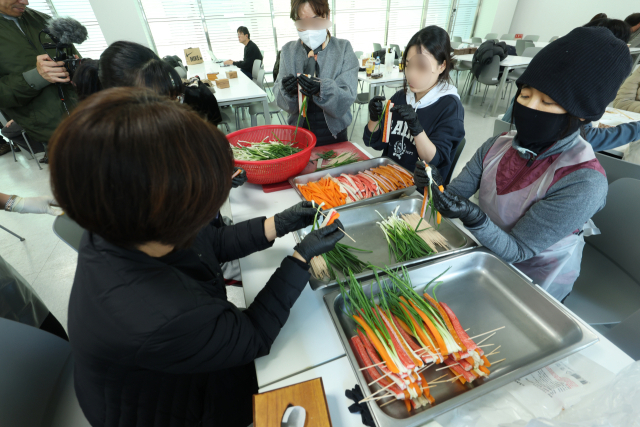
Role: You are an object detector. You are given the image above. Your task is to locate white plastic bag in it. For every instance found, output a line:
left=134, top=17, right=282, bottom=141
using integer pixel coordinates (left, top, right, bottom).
left=502, top=361, right=640, bottom=427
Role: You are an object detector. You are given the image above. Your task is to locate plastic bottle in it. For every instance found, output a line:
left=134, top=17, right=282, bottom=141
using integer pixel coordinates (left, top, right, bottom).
left=375, top=56, right=381, bottom=75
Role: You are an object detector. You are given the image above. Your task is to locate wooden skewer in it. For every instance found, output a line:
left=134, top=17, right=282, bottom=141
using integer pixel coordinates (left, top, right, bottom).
left=363, top=393, right=395, bottom=403
left=436, top=363, right=458, bottom=371
left=359, top=382, right=395, bottom=403
left=431, top=374, right=449, bottom=383
left=312, top=203, right=356, bottom=243
left=476, top=332, right=496, bottom=346
left=359, top=361, right=386, bottom=370
left=469, top=326, right=505, bottom=340
left=368, top=371, right=392, bottom=386
left=417, top=362, right=435, bottom=373
left=431, top=374, right=462, bottom=384
left=379, top=398, right=397, bottom=408
left=478, top=344, right=494, bottom=348
left=465, top=328, right=470, bottom=332
left=490, top=358, right=506, bottom=365
left=486, top=345, right=501, bottom=356
left=614, top=108, right=634, bottom=120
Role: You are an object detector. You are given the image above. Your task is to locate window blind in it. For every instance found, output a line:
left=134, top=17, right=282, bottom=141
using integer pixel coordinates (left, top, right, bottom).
left=334, top=0, right=386, bottom=54
left=25, top=1, right=52, bottom=15
left=139, top=0, right=212, bottom=62
left=449, top=0, right=479, bottom=40
left=423, top=0, right=453, bottom=31
left=387, top=0, right=424, bottom=51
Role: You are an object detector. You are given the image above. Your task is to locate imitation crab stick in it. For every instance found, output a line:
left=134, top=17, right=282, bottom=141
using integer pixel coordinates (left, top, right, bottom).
left=357, top=330, right=406, bottom=390
left=353, top=315, right=401, bottom=374
left=389, top=313, right=424, bottom=368
left=350, top=335, right=404, bottom=399
left=375, top=307, right=416, bottom=370
left=398, top=302, right=440, bottom=362
left=440, top=302, right=484, bottom=357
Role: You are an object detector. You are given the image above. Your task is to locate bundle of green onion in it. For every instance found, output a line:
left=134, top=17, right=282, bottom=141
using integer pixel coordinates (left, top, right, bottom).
left=322, top=244, right=372, bottom=280
left=315, top=151, right=360, bottom=171
left=232, top=138, right=302, bottom=161
left=376, top=206, right=435, bottom=263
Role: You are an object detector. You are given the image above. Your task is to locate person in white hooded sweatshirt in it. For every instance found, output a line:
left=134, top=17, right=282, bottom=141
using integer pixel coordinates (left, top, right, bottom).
left=364, top=26, right=465, bottom=179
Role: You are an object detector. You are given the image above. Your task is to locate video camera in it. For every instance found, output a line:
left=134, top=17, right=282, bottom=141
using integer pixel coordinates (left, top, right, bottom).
left=39, top=17, right=89, bottom=80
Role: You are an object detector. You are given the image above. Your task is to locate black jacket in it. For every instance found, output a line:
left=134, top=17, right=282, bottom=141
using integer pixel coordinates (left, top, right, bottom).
left=233, top=40, right=263, bottom=76
left=68, top=217, right=310, bottom=427
left=471, top=40, right=508, bottom=78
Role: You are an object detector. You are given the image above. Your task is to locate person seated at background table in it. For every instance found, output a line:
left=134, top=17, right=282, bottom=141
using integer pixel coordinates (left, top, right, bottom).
left=50, top=87, right=344, bottom=427
left=0, top=192, right=67, bottom=341
left=417, top=27, right=632, bottom=303
left=625, top=13, right=640, bottom=47
left=364, top=26, right=464, bottom=178
left=614, top=65, right=640, bottom=113
left=223, top=26, right=263, bottom=80
left=499, top=18, right=636, bottom=154
left=274, top=0, right=358, bottom=146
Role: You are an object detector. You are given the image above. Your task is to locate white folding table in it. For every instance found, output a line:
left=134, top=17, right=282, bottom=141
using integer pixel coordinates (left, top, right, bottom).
left=188, top=62, right=271, bottom=125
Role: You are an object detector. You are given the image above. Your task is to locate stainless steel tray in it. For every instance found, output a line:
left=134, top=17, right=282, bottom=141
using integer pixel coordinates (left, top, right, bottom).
left=324, top=249, right=599, bottom=427
left=288, top=157, right=416, bottom=210
left=294, top=195, right=477, bottom=291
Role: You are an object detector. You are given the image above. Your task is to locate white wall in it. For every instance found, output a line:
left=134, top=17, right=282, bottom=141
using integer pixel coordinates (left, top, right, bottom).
left=473, top=0, right=519, bottom=38
left=509, top=0, right=638, bottom=42
left=88, top=0, right=154, bottom=51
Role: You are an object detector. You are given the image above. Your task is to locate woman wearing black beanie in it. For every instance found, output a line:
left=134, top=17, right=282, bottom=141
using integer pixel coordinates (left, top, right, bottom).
left=415, top=27, right=632, bottom=301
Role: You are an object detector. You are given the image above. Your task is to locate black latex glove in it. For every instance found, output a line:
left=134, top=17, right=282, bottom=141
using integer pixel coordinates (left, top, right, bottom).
left=298, top=74, right=321, bottom=97
left=368, top=95, right=386, bottom=122
left=391, top=104, right=424, bottom=137
left=294, top=221, right=345, bottom=262
left=431, top=183, right=487, bottom=228
left=345, top=384, right=375, bottom=427
left=231, top=167, right=247, bottom=188
left=414, top=160, right=444, bottom=194
left=273, top=201, right=318, bottom=237
left=282, top=74, right=298, bottom=97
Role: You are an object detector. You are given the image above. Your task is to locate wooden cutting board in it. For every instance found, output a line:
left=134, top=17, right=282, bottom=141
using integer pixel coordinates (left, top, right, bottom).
left=261, top=141, right=370, bottom=193
left=253, top=377, right=333, bottom=427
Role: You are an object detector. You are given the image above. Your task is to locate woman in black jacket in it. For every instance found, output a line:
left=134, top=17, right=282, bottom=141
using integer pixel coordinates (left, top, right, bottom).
left=48, top=87, right=344, bottom=427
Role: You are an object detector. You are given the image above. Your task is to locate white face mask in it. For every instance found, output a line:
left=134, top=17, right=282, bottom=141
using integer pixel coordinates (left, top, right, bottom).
left=298, top=29, right=326, bottom=50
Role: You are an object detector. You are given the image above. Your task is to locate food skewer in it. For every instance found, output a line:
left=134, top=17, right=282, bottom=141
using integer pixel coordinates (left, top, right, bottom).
left=469, top=326, right=505, bottom=340
left=311, top=202, right=356, bottom=242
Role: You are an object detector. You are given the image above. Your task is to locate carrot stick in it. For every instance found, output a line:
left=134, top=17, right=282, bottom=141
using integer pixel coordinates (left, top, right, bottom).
left=479, top=365, right=491, bottom=376
left=404, top=297, right=449, bottom=357
left=353, top=315, right=401, bottom=374
left=423, top=293, right=467, bottom=355
left=398, top=302, right=438, bottom=357
left=325, top=211, right=340, bottom=227
left=404, top=397, right=412, bottom=413
left=481, top=355, right=491, bottom=367
left=437, top=185, right=444, bottom=224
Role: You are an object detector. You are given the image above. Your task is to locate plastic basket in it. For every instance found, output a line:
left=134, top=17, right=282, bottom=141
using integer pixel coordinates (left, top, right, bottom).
left=227, top=125, right=317, bottom=185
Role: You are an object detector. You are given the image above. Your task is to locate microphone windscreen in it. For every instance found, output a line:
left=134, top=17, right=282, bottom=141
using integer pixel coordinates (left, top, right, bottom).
left=46, top=17, right=88, bottom=45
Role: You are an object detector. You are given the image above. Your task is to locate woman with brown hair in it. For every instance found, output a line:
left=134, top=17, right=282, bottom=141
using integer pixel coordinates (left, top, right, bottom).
left=49, top=87, right=344, bottom=427
left=274, top=0, right=359, bottom=146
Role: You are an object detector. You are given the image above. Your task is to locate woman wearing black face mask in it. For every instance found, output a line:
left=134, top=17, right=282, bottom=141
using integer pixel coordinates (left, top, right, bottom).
left=414, top=27, right=632, bottom=302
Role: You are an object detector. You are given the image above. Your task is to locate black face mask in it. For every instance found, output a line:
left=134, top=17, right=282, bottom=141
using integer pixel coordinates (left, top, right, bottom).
left=513, top=101, right=581, bottom=154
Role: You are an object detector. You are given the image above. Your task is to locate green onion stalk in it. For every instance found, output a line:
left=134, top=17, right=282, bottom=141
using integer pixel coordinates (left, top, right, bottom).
left=231, top=141, right=302, bottom=161
left=376, top=206, right=435, bottom=263
left=293, top=95, right=311, bottom=141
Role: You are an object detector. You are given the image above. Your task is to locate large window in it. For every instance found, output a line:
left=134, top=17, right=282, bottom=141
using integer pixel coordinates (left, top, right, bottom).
left=139, top=0, right=482, bottom=72
left=26, top=0, right=108, bottom=59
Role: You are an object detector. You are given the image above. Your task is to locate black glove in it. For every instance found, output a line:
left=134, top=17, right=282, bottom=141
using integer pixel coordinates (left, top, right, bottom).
left=368, top=95, right=386, bottom=122
left=294, top=221, right=345, bottom=262
left=390, top=104, right=424, bottom=137
left=431, top=183, right=487, bottom=228
left=345, top=384, right=375, bottom=427
left=273, top=201, right=318, bottom=237
left=414, top=161, right=444, bottom=194
left=282, top=74, right=298, bottom=97
left=231, top=167, right=247, bottom=188
left=298, top=74, right=321, bottom=97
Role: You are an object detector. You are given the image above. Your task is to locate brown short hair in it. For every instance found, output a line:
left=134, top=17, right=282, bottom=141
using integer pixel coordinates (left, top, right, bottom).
left=49, top=87, right=234, bottom=250
left=290, top=0, right=330, bottom=21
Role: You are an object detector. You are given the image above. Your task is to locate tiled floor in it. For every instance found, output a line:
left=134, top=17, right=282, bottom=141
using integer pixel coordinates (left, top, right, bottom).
left=0, top=78, right=509, bottom=330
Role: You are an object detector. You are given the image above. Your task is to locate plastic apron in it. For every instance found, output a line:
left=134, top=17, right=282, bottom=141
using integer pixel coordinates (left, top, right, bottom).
left=479, top=131, right=598, bottom=301
left=0, top=254, right=49, bottom=326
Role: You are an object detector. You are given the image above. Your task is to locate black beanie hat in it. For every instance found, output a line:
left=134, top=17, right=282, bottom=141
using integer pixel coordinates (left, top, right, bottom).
left=517, top=27, right=632, bottom=121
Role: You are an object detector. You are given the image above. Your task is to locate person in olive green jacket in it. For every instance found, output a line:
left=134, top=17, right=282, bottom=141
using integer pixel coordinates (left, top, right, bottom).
left=613, top=66, right=640, bottom=114
left=0, top=2, right=80, bottom=162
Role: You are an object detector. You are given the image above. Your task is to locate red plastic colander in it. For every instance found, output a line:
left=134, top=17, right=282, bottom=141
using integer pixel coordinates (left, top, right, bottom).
left=227, top=125, right=317, bottom=185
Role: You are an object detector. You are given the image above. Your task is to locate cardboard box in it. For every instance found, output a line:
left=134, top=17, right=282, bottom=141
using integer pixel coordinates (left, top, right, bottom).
left=215, top=79, right=230, bottom=89
left=183, top=47, right=203, bottom=65
left=225, top=71, right=238, bottom=79
left=206, top=73, right=218, bottom=81
left=362, top=58, right=368, bottom=66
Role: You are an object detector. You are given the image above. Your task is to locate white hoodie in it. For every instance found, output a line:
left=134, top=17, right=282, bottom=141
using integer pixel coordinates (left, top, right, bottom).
left=406, top=82, right=460, bottom=110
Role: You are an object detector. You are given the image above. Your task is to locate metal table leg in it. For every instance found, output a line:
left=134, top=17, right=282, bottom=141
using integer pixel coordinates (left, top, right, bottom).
left=490, top=66, right=513, bottom=117
left=262, top=97, right=271, bottom=125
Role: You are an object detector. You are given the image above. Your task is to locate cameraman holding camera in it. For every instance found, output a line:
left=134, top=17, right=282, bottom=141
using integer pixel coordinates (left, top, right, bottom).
left=0, top=1, right=79, bottom=163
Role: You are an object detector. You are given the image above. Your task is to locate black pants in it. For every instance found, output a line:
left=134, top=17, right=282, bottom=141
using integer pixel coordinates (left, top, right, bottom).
left=40, top=312, right=69, bottom=341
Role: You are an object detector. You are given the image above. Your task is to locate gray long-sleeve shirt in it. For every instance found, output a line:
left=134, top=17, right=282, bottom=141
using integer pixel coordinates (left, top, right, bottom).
left=274, top=37, right=359, bottom=137
left=447, top=131, right=608, bottom=264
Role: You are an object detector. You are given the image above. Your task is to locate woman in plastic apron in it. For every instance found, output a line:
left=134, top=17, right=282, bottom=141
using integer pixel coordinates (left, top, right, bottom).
left=415, top=27, right=633, bottom=301
left=274, top=0, right=358, bottom=146
left=1, top=192, right=68, bottom=339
